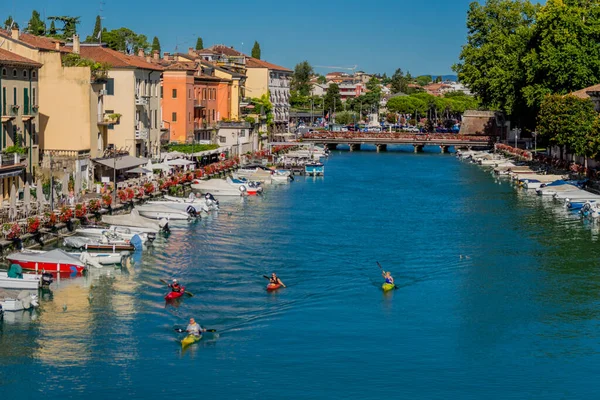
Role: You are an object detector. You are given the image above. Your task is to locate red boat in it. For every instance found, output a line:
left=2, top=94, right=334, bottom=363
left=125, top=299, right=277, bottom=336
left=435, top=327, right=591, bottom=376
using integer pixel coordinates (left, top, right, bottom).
left=6, top=249, right=86, bottom=275
left=266, top=283, right=282, bottom=291
left=165, top=286, right=185, bottom=300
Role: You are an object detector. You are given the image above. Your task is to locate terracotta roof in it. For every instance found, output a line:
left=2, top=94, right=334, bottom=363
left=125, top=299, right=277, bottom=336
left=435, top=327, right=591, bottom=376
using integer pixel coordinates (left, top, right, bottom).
left=208, top=45, right=244, bottom=57
left=0, top=48, right=42, bottom=67
left=194, top=74, right=230, bottom=82
left=79, top=46, right=163, bottom=71
left=0, top=29, right=70, bottom=52
left=246, top=57, right=291, bottom=72
left=164, top=61, right=197, bottom=71
left=571, top=84, right=600, bottom=99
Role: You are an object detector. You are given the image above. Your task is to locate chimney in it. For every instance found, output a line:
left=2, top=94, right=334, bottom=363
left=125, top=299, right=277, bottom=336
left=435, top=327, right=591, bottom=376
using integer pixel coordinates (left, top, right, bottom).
left=145, top=55, right=151, bottom=63
left=11, top=27, right=19, bottom=40
left=163, top=52, right=170, bottom=60
left=188, top=47, right=196, bottom=56
left=153, top=50, right=160, bottom=60
left=138, top=48, right=145, bottom=58
left=72, top=34, right=80, bottom=55
left=55, top=41, right=61, bottom=51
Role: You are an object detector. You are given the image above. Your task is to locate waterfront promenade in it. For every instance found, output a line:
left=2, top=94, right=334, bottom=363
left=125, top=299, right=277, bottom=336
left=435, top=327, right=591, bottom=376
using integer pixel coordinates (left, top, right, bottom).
left=301, top=132, right=492, bottom=152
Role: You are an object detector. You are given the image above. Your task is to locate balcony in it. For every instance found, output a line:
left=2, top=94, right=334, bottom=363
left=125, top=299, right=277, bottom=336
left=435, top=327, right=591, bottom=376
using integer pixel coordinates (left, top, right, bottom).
left=22, top=105, right=39, bottom=121
left=98, top=112, right=121, bottom=126
left=217, top=121, right=251, bottom=129
left=194, top=121, right=208, bottom=131
left=135, top=96, right=149, bottom=106
left=194, top=99, right=207, bottom=108
left=1, top=105, right=19, bottom=123
left=135, top=128, right=149, bottom=140
left=240, top=97, right=251, bottom=107
left=0, top=152, right=26, bottom=168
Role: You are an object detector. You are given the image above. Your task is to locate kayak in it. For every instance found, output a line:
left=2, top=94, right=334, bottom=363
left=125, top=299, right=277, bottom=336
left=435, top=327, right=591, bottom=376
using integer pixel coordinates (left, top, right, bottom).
left=165, top=286, right=186, bottom=300
left=382, top=283, right=395, bottom=292
left=266, top=283, right=282, bottom=291
left=181, top=334, right=202, bottom=348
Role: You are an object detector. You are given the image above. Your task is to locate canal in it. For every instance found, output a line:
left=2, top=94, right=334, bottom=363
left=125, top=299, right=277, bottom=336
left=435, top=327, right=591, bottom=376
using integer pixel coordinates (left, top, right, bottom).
left=1, top=146, right=599, bottom=399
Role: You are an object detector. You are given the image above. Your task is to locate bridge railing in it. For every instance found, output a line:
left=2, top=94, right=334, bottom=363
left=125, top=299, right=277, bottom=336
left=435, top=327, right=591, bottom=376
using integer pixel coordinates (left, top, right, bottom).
left=301, top=132, right=492, bottom=142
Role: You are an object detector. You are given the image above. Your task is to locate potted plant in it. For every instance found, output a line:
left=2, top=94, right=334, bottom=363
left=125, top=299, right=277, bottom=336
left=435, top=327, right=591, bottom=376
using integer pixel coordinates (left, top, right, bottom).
left=88, top=199, right=101, bottom=213
left=102, top=193, right=112, bottom=208
left=3, top=222, right=21, bottom=239
left=43, top=211, right=58, bottom=229
left=75, top=203, right=87, bottom=219
left=60, top=206, right=74, bottom=231
left=126, top=187, right=135, bottom=201
left=27, top=217, right=41, bottom=234
left=104, top=113, right=122, bottom=124
left=144, top=182, right=155, bottom=195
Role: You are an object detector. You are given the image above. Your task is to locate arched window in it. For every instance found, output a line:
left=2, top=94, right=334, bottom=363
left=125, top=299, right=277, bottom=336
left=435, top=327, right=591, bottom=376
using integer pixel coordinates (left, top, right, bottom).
left=23, top=70, right=28, bottom=78
left=13, top=69, right=17, bottom=77
left=32, top=71, right=36, bottom=78
left=1, top=68, right=6, bottom=76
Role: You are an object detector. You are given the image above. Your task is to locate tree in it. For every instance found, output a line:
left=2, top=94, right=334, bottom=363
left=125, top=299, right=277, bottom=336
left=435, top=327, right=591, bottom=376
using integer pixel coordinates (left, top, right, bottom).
left=435, top=76, right=443, bottom=83
left=316, top=75, right=327, bottom=84
left=335, top=111, right=357, bottom=125
left=4, top=16, right=18, bottom=30
left=48, top=20, right=57, bottom=36
left=195, top=37, right=204, bottom=50
left=390, top=68, right=408, bottom=94
left=102, top=27, right=150, bottom=54
left=323, top=83, right=343, bottom=118
left=292, top=61, right=314, bottom=96
left=415, top=75, right=432, bottom=87
left=251, top=41, right=261, bottom=59
left=85, top=15, right=102, bottom=42
left=26, top=11, right=46, bottom=36
left=152, top=36, right=161, bottom=54
left=536, top=94, right=599, bottom=158
left=47, top=16, right=81, bottom=39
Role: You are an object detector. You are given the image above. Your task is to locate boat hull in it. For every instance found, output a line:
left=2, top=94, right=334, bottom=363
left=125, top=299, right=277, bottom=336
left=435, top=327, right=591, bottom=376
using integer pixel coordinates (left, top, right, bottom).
left=266, top=283, right=282, bottom=291
left=6, top=259, right=85, bottom=274
left=165, top=286, right=186, bottom=300
left=0, top=272, right=40, bottom=290
left=382, top=283, right=395, bottom=292
left=181, top=334, right=202, bottom=348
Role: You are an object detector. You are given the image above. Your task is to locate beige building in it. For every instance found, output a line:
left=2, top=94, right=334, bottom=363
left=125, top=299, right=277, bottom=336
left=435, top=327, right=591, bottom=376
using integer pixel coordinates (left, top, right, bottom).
left=80, top=46, right=163, bottom=158
left=0, top=48, right=41, bottom=198
left=245, top=57, right=292, bottom=133
left=0, top=28, right=106, bottom=188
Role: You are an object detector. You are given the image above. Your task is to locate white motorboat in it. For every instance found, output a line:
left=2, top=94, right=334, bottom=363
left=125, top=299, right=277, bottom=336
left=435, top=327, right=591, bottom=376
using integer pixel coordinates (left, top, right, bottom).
left=135, top=204, right=194, bottom=220
left=102, top=210, right=168, bottom=233
left=146, top=194, right=219, bottom=213
left=554, top=190, right=600, bottom=202
left=272, top=173, right=291, bottom=183
left=0, top=291, right=39, bottom=311
left=191, top=178, right=261, bottom=196
left=0, top=271, right=41, bottom=290
left=26, top=249, right=128, bottom=266
left=75, top=227, right=151, bottom=243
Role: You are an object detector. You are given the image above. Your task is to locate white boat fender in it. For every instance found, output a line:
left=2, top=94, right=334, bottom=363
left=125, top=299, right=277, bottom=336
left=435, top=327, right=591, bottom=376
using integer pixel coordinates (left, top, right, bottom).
left=239, top=185, right=247, bottom=193
left=186, top=205, right=199, bottom=218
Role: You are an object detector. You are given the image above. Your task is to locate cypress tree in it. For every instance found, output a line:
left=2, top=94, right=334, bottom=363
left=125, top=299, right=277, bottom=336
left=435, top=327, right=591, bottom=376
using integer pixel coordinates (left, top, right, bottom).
left=251, top=41, right=261, bottom=59
left=152, top=36, right=161, bottom=54
left=195, top=37, right=204, bottom=50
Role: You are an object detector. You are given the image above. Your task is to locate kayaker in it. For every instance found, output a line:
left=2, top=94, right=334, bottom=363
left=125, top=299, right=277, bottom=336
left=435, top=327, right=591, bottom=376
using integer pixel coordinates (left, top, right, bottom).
left=169, top=279, right=182, bottom=293
left=269, top=273, right=286, bottom=288
left=186, top=318, right=206, bottom=337
left=382, top=271, right=394, bottom=285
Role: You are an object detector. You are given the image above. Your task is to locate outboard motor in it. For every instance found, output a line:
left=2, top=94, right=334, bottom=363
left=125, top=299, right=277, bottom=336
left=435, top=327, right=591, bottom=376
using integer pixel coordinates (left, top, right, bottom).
left=0, top=303, right=3, bottom=322
left=186, top=205, right=199, bottom=218
left=239, top=185, right=247, bottom=195
left=147, top=232, right=157, bottom=243
left=41, top=272, right=54, bottom=288
left=158, top=218, right=171, bottom=234
left=205, top=193, right=219, bottom=205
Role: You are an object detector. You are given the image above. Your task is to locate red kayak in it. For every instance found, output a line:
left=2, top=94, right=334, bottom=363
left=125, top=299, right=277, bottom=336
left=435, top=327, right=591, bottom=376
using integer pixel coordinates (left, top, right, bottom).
left=266, top=283, right=282, bottom=291
left=165, top=286, right=185, bottom=300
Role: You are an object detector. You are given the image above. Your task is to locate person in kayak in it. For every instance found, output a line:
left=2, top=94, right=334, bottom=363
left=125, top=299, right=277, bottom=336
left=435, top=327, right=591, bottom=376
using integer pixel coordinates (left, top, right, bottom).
left=169, top=279, right=182, bottom=293
left=186, top=318, right=206, bottom=337
left=382, top=271, right=394, bottom=285
left=269, top=273, right=286, bottom=287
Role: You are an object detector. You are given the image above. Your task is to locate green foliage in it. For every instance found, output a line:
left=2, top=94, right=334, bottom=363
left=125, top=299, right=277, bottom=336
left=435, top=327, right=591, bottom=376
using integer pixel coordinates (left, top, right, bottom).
left=292, top=61, right=314, bottom=96
left=415, top=75, right=432, bottom=87
left=4, top=16, right=18, bottom=30
left=251, top=41, right=261, bottom=59
left=252, top=94, right=274, bottom=125
left=61, top=53, right=111, bottom=80
left=3, top=145, right=27, bottom=155
left=151, top=36, right=161, bottom=54
left=102, top=27, right=150, bottom=54
left=386, top=91, right=478, bottom=120
left=26, top=11, right=46, bottom=36
left=323, top=83, right=343, bottom=115
left=47, top=16, right=80, bottom=39
left=48, top=21, right=57, bottom=36
left=196, top=37, right=204, bottom=50
left=536, top=94, right=600, bottom=157
left=334, top=111, right=357, bottom=125
left=316, top=75, right=327, bottom=84
left=390, top=68, right=408, bottom=94
left=85, top=15, right=102, bottom=42
left=166, top=143, right=218, bottom=154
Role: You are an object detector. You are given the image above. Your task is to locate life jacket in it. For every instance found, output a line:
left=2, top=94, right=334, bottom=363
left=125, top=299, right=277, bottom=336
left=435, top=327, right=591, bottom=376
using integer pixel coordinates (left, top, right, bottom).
left=385, top=277, right=393, bottom=284
left=172, top=283, right=181, bottom=292
left=270, top=277, right=278, bottom=284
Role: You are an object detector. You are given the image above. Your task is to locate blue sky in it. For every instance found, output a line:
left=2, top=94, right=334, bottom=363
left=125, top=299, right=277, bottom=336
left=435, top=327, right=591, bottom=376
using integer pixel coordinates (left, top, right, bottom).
left=5, top=0, right=476, bottom=76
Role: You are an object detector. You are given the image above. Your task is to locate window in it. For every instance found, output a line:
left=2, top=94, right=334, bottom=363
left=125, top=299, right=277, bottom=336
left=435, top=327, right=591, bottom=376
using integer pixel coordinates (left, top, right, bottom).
left=172, top=89, right=177, bottom=98
left=213, top=89, right=216, bottom=99
left=212, top=109, right=215, bottom=120
left=32, top=71, right=36, bottom=78
left=32, top=88, right=36, bottom=107
left=1, top=68, right=6, bottom=76
left=219, top=136, right=226, bottom=143
left=12, top=69, right=17, bottom=77
left=160, top=86, right=163, bottom=98
left=202, top=88, right=207, bottom=100
left=13, top=87, right=17, bottom=105
left=189, top=112, right=191, bottom=122
left=2, top=87, right=6, bottom=115
left=239, top=129, right=246, bottom=137
left=23, top=88, right=29, bottom=115
left=106, top=79, right=115, bottom=95
left=189, top=89, right=192, bottom=99
left=172, top=112, right=177, bottom=122
left=23, top=70, right=28, bottom=78
left=154, top=110, right=157, bottom=130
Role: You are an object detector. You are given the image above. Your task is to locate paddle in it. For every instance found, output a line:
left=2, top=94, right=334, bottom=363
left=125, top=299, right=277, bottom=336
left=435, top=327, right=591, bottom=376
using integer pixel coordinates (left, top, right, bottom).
left=377, top=261, right=398, bottom=290
left=174, top=328, right=217, bottom=333
left=160, top=279, right=194, bottom=297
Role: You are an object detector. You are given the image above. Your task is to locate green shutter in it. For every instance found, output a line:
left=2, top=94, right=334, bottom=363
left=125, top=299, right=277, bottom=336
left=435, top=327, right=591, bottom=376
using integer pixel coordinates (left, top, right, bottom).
left=24, top=88, right=29, bottom=115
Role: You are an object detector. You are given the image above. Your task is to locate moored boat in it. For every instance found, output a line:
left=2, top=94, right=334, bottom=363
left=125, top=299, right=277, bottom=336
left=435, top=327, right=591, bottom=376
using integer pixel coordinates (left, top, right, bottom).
left=136, top=204, right=196, bottom=220
left=0, top=271, right=42, bottom=290
left=102, top=210, right=169, bottom=233
left=6, top=249, right=86, bottom=274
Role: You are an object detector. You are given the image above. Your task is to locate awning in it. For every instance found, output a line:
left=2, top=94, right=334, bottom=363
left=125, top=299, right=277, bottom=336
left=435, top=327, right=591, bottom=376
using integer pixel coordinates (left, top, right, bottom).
left=166, top=159, right=196, bottom=166
left=0, top=169, right=24, bottom=178
left=190, top=146, right=230, bottom=157
left=125, top=167, right=152, bottom=174
left=93, top=156, right=149, bottom=170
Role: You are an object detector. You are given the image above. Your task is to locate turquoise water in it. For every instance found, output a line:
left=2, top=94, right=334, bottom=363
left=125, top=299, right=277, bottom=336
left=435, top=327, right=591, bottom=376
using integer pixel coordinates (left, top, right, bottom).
left=2, top=147, right=600, bottom=399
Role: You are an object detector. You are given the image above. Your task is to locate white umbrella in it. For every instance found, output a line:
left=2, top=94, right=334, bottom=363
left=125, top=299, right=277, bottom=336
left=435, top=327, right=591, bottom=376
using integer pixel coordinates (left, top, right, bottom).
left=9, top=183, right=16, bottom=221
left=75, top=171, right=81, bottom=199
left=62, top=172, right=69, bottom=197
left=36, top=179, right=45, bottom=209
left=23, top=182, right=31, bottom=215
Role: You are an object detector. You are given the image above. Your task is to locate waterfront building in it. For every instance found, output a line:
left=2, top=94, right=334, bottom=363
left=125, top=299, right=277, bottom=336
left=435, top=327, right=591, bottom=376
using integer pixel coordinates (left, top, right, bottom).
left=79, top=45, right=163, bottom=158
left=338, top=81, right=364, bottom=101
left=0, top=29, right=106, bottom=188
left=245, top=57, right=292, bottom=133
left=0, top=48, right=41, bottom=198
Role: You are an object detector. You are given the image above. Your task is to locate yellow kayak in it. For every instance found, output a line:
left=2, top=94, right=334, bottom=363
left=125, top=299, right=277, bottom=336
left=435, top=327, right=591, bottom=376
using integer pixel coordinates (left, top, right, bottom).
left=181, top=334, right=202, bottom=348
left=382, top=283, right=395, bottom=292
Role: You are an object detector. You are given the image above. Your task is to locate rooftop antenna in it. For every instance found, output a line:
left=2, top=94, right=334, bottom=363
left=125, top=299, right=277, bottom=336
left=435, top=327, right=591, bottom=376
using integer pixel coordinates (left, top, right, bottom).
left=98, top=0, right=106, bottom=44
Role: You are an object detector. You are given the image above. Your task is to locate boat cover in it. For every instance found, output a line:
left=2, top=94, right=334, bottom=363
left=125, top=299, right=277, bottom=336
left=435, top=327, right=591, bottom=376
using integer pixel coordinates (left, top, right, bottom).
left=102, top=209, right=166, bottom=230
left=7, top=249, right=85, bottom=266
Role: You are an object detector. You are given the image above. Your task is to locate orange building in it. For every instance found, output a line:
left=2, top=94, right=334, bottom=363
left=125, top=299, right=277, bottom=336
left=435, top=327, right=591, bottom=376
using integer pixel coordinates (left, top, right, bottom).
left=162, top=62, right=232, bottom=143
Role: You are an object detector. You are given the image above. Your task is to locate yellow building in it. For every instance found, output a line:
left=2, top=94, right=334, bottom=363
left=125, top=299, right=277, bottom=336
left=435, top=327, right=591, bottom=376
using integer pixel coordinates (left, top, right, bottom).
left=0, top=28, right=106, bottom=187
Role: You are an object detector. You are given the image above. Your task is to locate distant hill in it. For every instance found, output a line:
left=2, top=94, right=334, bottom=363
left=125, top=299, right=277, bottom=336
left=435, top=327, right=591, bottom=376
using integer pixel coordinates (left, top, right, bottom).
left=419, top=74, right=458, bottom=82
